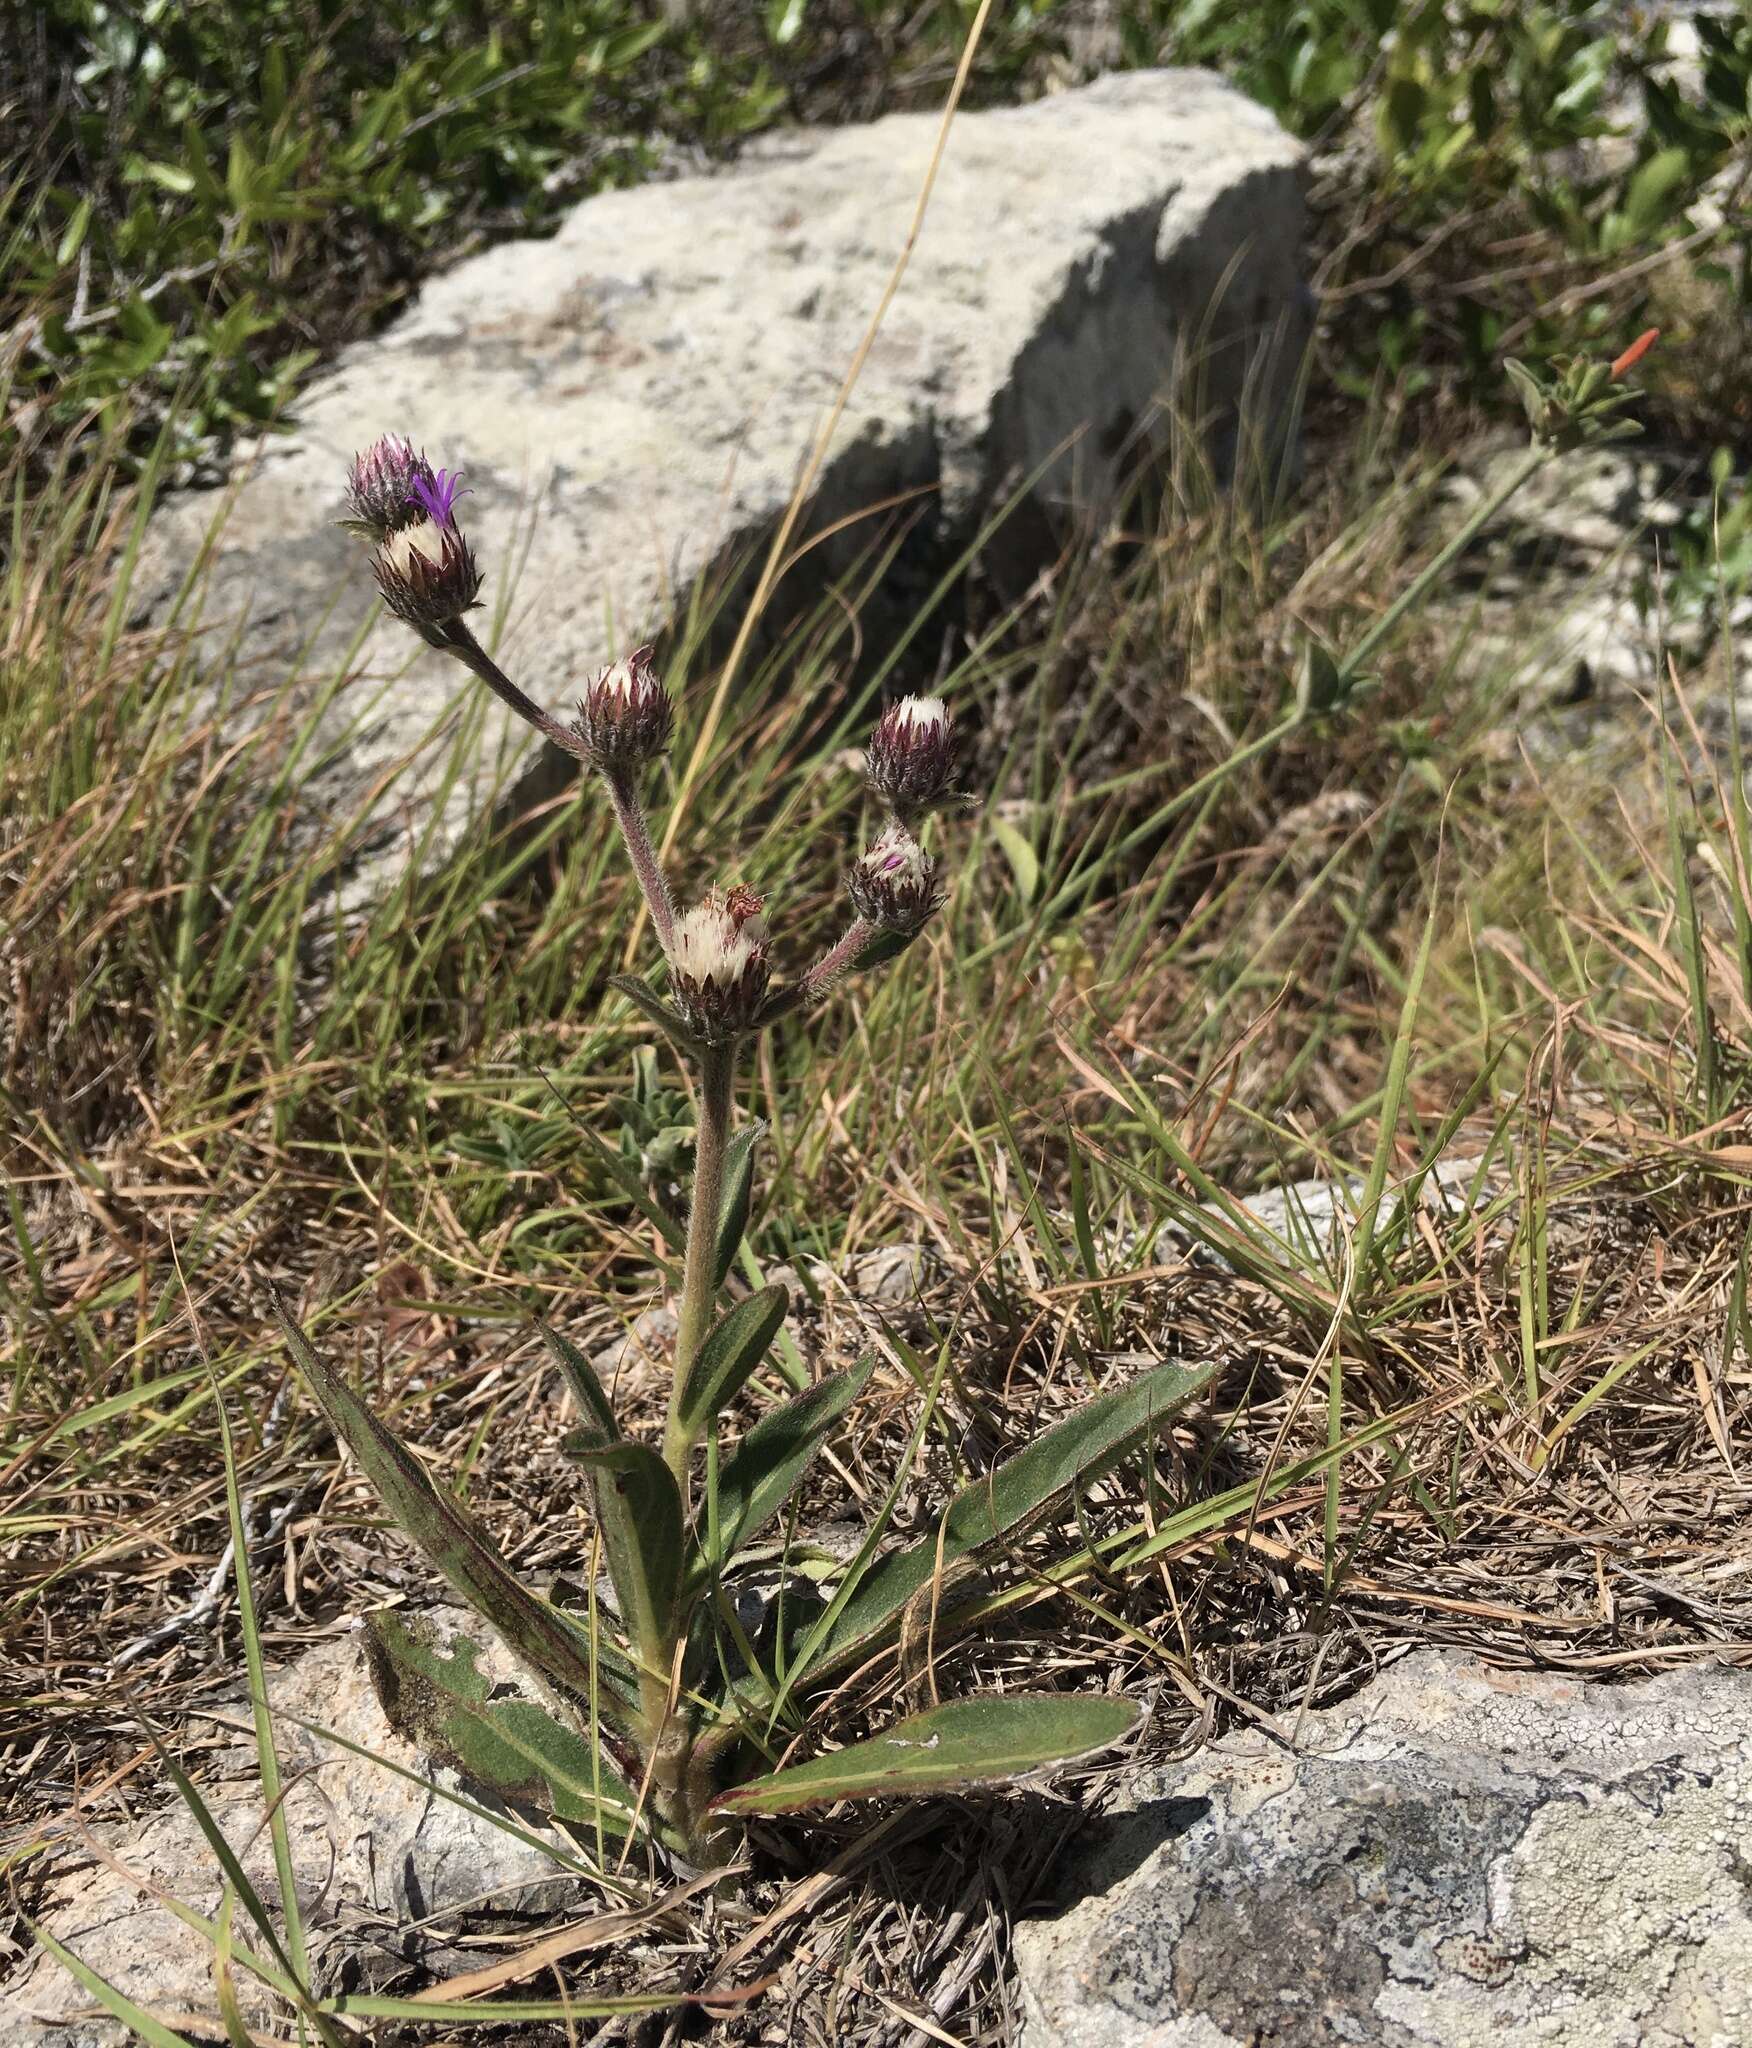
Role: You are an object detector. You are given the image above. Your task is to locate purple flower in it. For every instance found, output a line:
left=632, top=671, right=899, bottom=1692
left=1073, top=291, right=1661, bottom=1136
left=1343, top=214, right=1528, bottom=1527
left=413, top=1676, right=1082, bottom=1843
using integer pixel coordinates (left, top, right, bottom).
left=410, top=467, right=468, bottom=529
left=847, top=823, right=942, bottom=934
left=341, top=434, right=436, bottom=538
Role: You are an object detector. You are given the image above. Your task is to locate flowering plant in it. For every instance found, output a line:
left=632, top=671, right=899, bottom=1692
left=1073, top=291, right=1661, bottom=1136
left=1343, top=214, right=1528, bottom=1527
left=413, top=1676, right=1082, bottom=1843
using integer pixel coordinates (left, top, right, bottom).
left=275, top=438, right=1212, bottom=1867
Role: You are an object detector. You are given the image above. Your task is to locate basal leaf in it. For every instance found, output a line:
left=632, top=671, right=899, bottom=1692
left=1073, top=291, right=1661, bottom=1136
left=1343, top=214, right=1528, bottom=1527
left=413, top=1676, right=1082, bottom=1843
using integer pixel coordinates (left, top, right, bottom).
left=709, top=1692, right=1140, bottom=1815
left=562, top=1439, right=683, bottom=1665
left=273, top=1296, right=637, bottom=1729
left=539, top=1320, right=620, bottom=1447
left=365, top=1612, right=639, bottom=1833
left=675, top=1283, right=789, bottom=1443
left=807, top=1357, right=1214, bottom=1675
left=692, top=1358, right=874, bottom=1587
left=714, top=1121, right=763, bottom=1288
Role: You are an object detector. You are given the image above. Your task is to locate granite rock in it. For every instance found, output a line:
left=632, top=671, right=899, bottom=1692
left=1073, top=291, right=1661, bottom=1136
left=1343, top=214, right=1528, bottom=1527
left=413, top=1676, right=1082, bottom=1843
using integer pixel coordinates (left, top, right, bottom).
left=136, top=70, right=1306, bottom=900
left=1015, top=1650, right=1752, bottom=2048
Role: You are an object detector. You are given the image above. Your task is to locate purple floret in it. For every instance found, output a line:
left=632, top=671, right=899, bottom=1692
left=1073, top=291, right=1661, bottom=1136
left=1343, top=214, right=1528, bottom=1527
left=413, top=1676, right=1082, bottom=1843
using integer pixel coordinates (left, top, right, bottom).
left=412, top=467, right=467, bottom=528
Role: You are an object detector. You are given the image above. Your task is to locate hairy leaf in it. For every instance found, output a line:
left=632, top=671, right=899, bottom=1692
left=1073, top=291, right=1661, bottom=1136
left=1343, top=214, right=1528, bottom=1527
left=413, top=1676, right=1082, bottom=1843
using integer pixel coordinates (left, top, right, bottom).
left=562, top=1439, right=684, bottom=1665
left=714, top=1121, right=763, bottom=1288
left=609, top=973, right=702, bottom=1058
left=273, top=1296, right=638, bottom=1729
left=710, top=1692, right=1140, bottom=1815
left=807, top=1357, right=1214, bottom=1675
left=540, top=1320, right=619, bottom=1447
left=675, top=1283, right=789, bottom=1444
left=365, top=1612, right=639, bottom=1833
left=693, top=1358, right=874, bottom=1586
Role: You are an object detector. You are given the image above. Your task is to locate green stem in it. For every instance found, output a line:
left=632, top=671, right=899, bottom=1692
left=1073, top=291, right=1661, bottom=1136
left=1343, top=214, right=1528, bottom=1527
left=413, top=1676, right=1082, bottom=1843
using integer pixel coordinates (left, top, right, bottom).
left=664, top=1039, right=736, bottom=1485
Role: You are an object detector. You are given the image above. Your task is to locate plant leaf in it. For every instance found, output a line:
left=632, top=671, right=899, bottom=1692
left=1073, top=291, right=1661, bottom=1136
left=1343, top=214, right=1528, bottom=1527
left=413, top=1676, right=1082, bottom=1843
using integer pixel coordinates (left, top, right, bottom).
left=709, top=1692, right=1141, bottom=1815
left=714, top=1121, right=763, bottom=1288
left=692, top=1358, right=874, bottom=1586
left=539, top=1320, right=620, bottom=1446
left=675, top=1283, right=789, bottom=1444
left=807, top=1357, right=1214, bottom=1675
left=561, top=1440, right=683, bottom=1666
left=609, top=973, right=702, bottom=1057
left=272, top=1295, right=636, bottom=1729
left=364, top=1612, right=639, bottom=1833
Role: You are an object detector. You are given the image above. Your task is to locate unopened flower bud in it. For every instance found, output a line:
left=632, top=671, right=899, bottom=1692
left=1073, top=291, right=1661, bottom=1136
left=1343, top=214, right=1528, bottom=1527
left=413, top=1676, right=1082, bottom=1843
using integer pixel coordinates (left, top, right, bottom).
left=864, top=696, right=955, bottom=816
left=372, top=469, right=481, bottom=628
left=666, top=889, right=771, bottom=1043
left=573, top=647, right=673, bottom=768
left=847, top=824, right=941, bottom=934
left=342, top=434, right=436, bottom=539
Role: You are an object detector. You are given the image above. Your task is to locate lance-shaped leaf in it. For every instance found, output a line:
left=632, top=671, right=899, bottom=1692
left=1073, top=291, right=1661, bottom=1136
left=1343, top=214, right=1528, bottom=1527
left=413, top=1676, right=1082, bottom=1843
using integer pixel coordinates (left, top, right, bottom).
left=540, top=1320, right=620, bottom=1447
left=365, top=1612, right=641, bottom=1833
left=805, top=1357, right=1214, bottom=1677
left=691, top=1358, right=874, bottom=1588
left=714, top=1121, right=763, bottom=1288
left=610, top=973, right=702, bottom=1058
left=709, top=1692, right=1140, bottom=1815
left=273, top=1298, right=638, bottom=1729
left=674, top=1282, right=789, bottom=1445
left=563, top=1438, right=683, bottom=1666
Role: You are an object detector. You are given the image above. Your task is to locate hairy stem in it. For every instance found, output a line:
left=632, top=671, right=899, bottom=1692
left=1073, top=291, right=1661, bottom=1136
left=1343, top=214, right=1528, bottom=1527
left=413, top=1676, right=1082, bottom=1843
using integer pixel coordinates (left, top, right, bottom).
left=664, top=1040, right=736, bottom=1485
left=436, top=623, right=677, bottom=949
left=604, top=766, right=677, bottom=954
left=438, top=620, right=587, bottom=757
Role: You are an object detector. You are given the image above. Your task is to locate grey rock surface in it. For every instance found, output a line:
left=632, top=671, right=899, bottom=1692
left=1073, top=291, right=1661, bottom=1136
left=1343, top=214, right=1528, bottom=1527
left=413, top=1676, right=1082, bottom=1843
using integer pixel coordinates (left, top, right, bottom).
left=1015, top=1650, right=1752, bottom=2048
left=138, top=70, right=1305, bottom=894
left=1441, top=441, right=1750, bottom=740
left=7, top=1614, right=590, bottom=2047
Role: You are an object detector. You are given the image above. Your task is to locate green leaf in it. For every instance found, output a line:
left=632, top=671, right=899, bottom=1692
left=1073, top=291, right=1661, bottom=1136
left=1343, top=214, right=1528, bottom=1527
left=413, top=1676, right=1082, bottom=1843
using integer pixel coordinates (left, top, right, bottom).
left=714, top=1121, right=763, bottom=1288
left=539, top=1320, right=619, bottom=1446
left=364, top=1612, right=639, bottom=1833
left=610, top=973, right=701, bottom=1056
left=990, top=816, right=1041, bottom=904
left=562, top=1440, right=683, bottom=1664
left=710, top=1692, right=1141, bottom=1815
left=694, top=1359, right=874, bottom=1585
left=807, top=1356, right=1214, bottom=1674
left=1620, top=145, right=1692, bottom=238
left=272, top=1295, right=635, bottom=1727
left=675, top=1283, right=789, bottom=1443
left=56, top=197, right=92, bottom=267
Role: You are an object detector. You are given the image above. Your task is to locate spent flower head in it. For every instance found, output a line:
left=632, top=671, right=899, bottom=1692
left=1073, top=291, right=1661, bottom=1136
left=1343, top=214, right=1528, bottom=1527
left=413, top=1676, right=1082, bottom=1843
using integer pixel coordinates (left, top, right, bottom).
left=574, top=647, right=674, bottom=769
left=848, top=822, right=942, bottom=935
left=666, top=888, right=771, bottom=1044
left=342, top=435, right=437, bottom=539
left=372, top=466, right=481, bottom=628
left=865, top=696, right=956, bottom=818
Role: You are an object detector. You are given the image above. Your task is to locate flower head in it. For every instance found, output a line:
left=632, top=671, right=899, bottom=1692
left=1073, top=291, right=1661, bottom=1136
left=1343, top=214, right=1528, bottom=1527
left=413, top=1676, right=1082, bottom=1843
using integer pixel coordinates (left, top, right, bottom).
left=573, top=646, right=673, bottom=769
left=342, top=435, right=437, bottom=539
left=666, top=888, right=771, bottom=1044
left=373, top=516, right=482, bottom=629
left=864, top=696, right=956, bottom=818
left=847, top=823, right=941, bottom=934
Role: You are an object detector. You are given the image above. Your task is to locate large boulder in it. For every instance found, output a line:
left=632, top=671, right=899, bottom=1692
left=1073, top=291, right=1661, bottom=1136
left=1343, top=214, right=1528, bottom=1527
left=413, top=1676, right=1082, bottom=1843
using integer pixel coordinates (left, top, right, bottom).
left=137, top=70, right=1306, bottom=896
left=1015, top=1651, right=1752, bottom=2047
